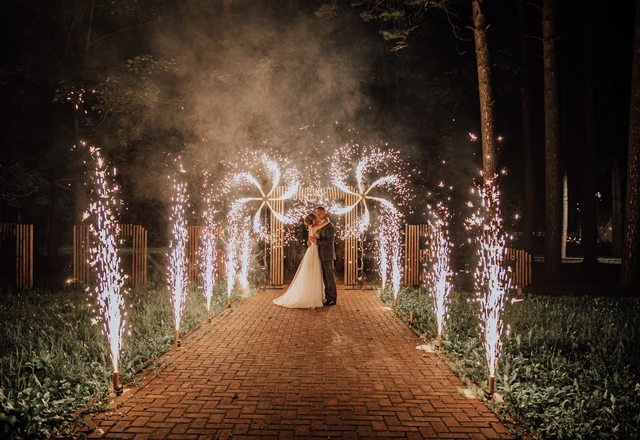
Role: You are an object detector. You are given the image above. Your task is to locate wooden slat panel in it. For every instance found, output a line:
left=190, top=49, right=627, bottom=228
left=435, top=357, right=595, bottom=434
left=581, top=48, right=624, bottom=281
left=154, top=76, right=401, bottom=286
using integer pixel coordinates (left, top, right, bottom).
left=116, top=224, right=149, bottom=286
left=343, top=190, right=358, bottom=285
left=0, top=223, right=16, bottom=240
left=185, top=226, right=205, bottom=285
left=504, top=247, right=533, bottom=289
left=16, top=225, right=23, bottom=288
left=270, top=186, right=285, bottom=286
left=73, top=225, right=91, bottom=286
left=403, top=224, right=429, bottom=286
left=74, top=223, right=149, bottom=287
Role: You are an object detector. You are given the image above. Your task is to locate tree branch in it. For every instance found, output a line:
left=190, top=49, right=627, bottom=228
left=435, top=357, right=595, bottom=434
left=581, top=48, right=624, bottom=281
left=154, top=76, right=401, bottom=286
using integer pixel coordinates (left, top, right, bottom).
left=89, top=18, right=162, bottom=47
left=7, top=188, right=38, bottom=198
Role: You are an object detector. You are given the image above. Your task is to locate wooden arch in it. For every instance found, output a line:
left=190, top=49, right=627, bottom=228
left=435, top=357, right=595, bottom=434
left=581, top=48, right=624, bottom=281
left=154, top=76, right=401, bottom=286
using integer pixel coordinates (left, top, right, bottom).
left=266, top=186, right=359, bottom=286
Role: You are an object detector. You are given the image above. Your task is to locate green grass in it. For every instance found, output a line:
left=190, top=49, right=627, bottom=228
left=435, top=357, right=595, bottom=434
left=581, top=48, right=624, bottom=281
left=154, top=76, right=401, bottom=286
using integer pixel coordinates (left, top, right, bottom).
left=385, top=287, right=640, bottom=439
left=0, top=281, right=243, bottom=439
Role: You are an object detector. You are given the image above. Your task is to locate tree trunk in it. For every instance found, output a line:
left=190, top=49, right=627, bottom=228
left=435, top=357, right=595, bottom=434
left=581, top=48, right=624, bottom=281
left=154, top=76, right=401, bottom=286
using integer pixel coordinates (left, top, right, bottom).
left=223, top=0, right=232, bottom=30
left=542, top=0, right=562, bottom=282
left=620, top=0, right=640, bottom=289
left=562, top=172, right=568, bottom=259
left=472, top=0, right=497, bottom=178
left=582, top=17, right=598, bottom=268
left=83, top=0, right=96, bottom=63
left=518, top=0, right=535, bottom=254
left=73, top=110, right=87, bottom=224
left=612, top=158, right=623, bottom=257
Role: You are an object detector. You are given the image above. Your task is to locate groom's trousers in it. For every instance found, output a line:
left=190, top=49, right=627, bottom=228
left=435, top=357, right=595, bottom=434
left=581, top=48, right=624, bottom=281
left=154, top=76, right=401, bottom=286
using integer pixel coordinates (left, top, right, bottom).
left=321, top=259, right=337, bottom=303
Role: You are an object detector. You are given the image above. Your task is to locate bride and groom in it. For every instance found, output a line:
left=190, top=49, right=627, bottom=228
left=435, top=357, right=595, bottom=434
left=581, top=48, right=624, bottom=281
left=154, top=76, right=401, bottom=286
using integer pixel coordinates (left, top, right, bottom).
left=273, top=207, right=337, bottom=308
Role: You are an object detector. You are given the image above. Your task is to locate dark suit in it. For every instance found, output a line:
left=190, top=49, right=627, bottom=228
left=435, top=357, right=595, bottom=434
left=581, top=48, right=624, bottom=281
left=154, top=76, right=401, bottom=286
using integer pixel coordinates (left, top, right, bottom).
left=316, top=221, right=337, bottom=303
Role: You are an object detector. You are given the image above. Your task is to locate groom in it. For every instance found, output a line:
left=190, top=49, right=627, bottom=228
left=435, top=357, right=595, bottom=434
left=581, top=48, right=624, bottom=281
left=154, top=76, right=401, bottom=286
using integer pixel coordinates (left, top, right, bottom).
left=309, top=206, right=337, bottom=306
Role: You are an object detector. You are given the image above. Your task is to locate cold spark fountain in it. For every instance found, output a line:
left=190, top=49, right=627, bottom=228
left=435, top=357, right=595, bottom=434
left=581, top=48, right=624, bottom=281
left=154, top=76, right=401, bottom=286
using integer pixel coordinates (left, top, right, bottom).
left=330, top=145, right=411, bottom=301
left=168, top=176, right=189, bottom=346
left=200, top=175, right=217, bottom=323
left=466, top=176, right=511, bottom=397
left=238, top=223, right=252, bottom=290
left=390, top=226, right=403, bottom=306
left=425, top=185, right=453, bottom=350
left=224, top=203, right=243, bottom=307
left=85, top=146, right=126, bottom=395
left=374, top=228, right=389, bottom=293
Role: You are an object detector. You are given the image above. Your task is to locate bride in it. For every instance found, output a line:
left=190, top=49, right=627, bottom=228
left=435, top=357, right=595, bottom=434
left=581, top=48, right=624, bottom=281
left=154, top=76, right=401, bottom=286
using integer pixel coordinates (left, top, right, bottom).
left=273, top=213, right=328, bottom=308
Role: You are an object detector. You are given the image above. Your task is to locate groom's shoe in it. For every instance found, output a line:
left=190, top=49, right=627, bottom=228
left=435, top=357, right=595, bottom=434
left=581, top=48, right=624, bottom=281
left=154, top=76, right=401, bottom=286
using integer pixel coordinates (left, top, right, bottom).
left=323, top=301, right=336, bottom=306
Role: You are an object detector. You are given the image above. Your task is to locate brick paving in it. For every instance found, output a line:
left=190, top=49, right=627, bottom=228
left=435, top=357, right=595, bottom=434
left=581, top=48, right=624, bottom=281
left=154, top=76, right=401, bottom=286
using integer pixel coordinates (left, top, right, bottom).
left=81, top=287, right=513, bottom=439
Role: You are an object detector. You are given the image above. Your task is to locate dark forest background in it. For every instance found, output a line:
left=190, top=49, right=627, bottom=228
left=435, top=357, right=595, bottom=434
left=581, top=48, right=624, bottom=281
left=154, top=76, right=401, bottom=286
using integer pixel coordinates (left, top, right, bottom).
left=0, top=0, right=636, bottom=288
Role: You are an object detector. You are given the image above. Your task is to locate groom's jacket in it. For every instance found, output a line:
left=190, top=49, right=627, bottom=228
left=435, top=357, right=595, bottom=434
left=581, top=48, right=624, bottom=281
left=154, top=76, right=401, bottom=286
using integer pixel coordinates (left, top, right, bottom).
left=316, top=221, right=336, bottom=261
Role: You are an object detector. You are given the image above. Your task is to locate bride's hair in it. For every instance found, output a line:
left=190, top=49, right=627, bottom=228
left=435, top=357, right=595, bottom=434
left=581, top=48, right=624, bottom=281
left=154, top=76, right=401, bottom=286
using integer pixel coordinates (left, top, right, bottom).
left=304, top=213, right=316, bottom=226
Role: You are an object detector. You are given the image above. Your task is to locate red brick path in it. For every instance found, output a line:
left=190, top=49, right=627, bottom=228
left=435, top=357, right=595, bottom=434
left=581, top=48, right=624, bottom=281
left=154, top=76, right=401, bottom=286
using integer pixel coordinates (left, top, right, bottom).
left=82, top=288, right=512, bottom=439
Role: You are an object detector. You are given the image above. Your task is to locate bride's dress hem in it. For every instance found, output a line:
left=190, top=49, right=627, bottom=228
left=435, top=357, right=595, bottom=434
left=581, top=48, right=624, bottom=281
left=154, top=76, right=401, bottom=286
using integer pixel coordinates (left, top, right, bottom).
left=272, top=239, right=325, bottom=309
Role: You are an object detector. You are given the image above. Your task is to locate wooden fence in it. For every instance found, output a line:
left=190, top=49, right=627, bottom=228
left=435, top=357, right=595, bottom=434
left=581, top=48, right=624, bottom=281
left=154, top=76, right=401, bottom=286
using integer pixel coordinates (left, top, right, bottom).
left=402, top=223, right=533, bottom=289
left=342, top=191, right=359, bottom=286
left=404, top=224, right=430, bottom=286
left=120, top=224, right=148, bottom=286
left=73, top=224, right=148, bottom=286
left=185, top=226, right=225, bottom=283
left=73, top=225, right=91, bottom=285
left=504, top=247, right=533, bottom=289
left=0, top=223, right=33, bottom=288
left=270, top=187, right=285, bottom=286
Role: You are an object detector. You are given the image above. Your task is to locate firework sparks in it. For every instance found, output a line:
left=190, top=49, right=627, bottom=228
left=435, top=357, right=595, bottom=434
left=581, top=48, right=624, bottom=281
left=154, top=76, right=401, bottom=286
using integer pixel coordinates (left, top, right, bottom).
left=224, top=203, right=243, bottom=306
left=85, top=146, right=126, bottom=394
left=425, top=185, right=453, bottom=349
left=466, top=176, right=511, bottom=397
left=390, top=229, right=403, bottom=305
left=374, top=229, right=390, bottom=293
left=330, top=144, right=412, bottom=296
left=168, top=176, right=189, bottom=346
left=200, top=175, right=218, bottom=323
left=330, top=148, right=408, bottom=236
left=231, top=155, right=300, bottom=239
left=238, top=220, right=252, bottom=290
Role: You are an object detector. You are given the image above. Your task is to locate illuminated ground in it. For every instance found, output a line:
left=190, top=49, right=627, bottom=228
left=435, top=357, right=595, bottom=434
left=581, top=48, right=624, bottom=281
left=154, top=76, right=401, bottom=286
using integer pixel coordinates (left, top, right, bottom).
left=79, top=287, right=512, bottom=439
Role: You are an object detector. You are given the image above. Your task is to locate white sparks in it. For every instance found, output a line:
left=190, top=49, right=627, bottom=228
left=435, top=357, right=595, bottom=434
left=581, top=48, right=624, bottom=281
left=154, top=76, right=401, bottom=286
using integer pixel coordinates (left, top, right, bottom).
left=86, top=147, right=127, bottom=374
left=466, top=176, right=511, bottom=379
left=200, top=174, right=218, bottom=314
left=168, top=177, right=189, bottom=333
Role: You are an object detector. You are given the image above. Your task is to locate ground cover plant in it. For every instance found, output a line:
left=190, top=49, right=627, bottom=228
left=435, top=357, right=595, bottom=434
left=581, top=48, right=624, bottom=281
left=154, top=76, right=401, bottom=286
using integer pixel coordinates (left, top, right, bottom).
left=0, top=282, right=236, bottom=439
left=385, top=287, right=640, bottom=439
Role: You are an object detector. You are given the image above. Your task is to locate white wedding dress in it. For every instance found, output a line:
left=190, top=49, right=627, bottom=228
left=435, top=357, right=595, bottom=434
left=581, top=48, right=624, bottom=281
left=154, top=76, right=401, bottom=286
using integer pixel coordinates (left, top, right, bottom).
left=273, top=227, right=325, bottom=309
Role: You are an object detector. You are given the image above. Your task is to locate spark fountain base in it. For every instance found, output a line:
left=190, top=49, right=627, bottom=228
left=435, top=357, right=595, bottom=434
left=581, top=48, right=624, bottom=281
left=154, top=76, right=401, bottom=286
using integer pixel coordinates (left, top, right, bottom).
left=113, top=371, right=123, bottom=396
left=226, top=297, right=231, bottom=308
left=437, top=333, right=442, bottom=350
left=409, top=311, right=414, bottom=325
left=206, top=309, right=211, bottom=323
left=175, top=330, right=181, bottom=347
left=487, top=375, right=495, bottom=399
